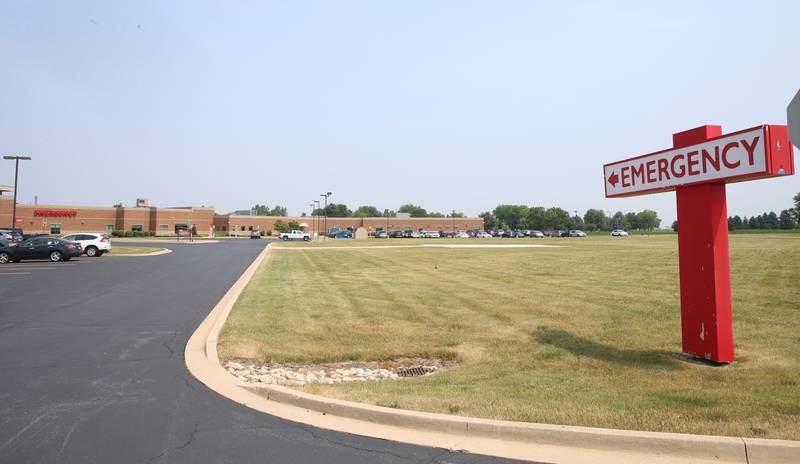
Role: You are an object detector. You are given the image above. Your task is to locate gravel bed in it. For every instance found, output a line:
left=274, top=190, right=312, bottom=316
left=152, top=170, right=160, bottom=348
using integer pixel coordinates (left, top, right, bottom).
left=224, top=358, right=451, bottom=386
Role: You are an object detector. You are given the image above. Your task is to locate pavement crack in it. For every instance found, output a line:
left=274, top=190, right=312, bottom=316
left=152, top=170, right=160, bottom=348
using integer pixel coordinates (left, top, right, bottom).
left=177, top=422, right=200, bottom=450
left=296, top=424, right=422, bottom=462
left=161, top=331, right=178, bottom=358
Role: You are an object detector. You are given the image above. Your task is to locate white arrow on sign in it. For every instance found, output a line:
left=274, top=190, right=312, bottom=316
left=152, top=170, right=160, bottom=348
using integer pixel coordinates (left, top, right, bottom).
left=789, top=88, right=800, bottom=150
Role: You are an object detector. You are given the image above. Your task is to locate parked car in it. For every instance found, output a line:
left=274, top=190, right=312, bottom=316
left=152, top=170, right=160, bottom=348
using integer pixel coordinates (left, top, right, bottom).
left=530, top=230, right=545, bottom=238
left=61, top=232, right=112, bottom=257
left=501, top=230, right=514, bottom=238
left=279, top=230, right=311, bottom=241
left=568, top=230, right=587, bottom=237
left=0, top=237, right=82, bottom=263
left=455, top=231, right=469, bottom=238
left=250, top=230, right=261, bottom=239
left=420, top=231, right=440, bottom=238
left=375, top=231, right=389, bottom=239
left=610, top=229, right=629, bottom=237
left=0, top=228, right=23, bottom=243
left=410, top=231, right=420, bottom=238
left=389, top=230, right=405, bottom=238
left=478, top=231, right=493, bottom=238
left=333, top=231, right=351, bottom=238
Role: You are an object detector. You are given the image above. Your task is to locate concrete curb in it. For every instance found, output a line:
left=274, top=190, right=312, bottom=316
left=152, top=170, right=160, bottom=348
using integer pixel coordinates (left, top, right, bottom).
left=185, top=244, right=800, bottom=464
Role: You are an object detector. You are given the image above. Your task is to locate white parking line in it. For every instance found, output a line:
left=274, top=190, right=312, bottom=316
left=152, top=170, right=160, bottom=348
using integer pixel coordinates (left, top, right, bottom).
left=0, top=272, right=32, bottom=275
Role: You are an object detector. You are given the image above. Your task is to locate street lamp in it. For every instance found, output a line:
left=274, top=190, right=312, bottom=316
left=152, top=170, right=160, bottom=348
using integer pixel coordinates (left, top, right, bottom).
left=313, top=199, right=321, bottom=236
left=320, top=192, right=332, bottom=235
left=3, top=155, right=32, bottom=240
left=451, top=209, right=456, bottom=234
left=309, top=203, right=316, bottom=236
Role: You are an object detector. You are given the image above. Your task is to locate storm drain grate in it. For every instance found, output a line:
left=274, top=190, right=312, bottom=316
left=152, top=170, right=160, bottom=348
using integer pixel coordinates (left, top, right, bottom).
left=395, top=366, right=437, bottom=378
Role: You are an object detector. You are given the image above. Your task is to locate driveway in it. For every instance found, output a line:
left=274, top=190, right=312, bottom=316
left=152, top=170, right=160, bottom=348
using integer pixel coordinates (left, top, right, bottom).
left=0, top=240, right=528, bottom=464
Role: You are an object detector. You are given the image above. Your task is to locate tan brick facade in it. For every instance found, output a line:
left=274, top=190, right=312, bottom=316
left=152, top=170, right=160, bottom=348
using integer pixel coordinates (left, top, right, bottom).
left=0, top=195, right=483, bottom=236
left=214, top=215, right=484, bottom=236
left=0, top=196, right=214, bottom=236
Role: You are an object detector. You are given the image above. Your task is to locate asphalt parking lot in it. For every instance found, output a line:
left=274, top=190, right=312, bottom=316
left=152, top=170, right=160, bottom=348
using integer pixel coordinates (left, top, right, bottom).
left=0, top=239, right=528, bottom=464
left=0, top=258, right=103, bottom=276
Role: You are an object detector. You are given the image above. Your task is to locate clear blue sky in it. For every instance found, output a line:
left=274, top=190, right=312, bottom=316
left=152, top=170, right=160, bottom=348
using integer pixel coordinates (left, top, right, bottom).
left=1, top=1, right=798, bottom=226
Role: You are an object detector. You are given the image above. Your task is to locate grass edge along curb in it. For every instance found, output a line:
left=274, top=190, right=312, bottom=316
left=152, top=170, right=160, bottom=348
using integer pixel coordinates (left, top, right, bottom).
left=107, top=247, right=172, bottom=257
left=184, top=243, right=800, bottom=464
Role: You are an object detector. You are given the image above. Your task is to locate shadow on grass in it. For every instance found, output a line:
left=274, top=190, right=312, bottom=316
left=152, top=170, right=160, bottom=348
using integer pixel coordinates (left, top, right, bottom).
left=534, top=327, right=683, bottom=370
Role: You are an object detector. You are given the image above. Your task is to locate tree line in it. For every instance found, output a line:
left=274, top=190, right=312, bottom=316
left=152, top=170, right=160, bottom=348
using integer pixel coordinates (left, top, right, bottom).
left=672, top=192, right=800, bottom=231
left=480, top=205, right=660, bottom=231
left=307, top=203, right=463, bottom=218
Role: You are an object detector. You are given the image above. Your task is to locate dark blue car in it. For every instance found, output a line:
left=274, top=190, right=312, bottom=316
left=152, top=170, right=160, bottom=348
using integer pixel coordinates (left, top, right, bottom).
left=0, top=237, right=83, bottom=263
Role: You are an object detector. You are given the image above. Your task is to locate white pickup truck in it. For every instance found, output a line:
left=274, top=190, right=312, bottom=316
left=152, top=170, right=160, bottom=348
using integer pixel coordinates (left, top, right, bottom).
left=279, top=230, right=311, bottom=241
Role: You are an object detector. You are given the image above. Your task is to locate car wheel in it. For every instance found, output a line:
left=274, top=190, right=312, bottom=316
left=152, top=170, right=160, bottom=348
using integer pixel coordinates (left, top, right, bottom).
left=49, top=251, right=63, bottom=262
left=0, top=252, right=9, bottom=264
left=282, top=236, right=289, bottom=241
left=85, top=246, right=98, bottom=257
left=97, top=251, right=105, bottom=256
left=303, top=236, right=310, bottom=241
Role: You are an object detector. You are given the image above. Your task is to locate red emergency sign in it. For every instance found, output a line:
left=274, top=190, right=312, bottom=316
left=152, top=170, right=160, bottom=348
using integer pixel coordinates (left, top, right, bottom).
left=604, top=125, right=794, bottom=198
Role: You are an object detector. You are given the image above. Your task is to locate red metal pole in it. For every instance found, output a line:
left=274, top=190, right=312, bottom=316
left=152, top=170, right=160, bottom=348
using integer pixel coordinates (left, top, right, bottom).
left=673, top=125, right=734, bottom=363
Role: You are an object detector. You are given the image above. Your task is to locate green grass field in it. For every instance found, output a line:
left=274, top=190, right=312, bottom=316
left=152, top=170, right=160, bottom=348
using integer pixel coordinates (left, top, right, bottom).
left=107, top=246, right=165, bottom=255
left=219, top=235, right=800, bottom=439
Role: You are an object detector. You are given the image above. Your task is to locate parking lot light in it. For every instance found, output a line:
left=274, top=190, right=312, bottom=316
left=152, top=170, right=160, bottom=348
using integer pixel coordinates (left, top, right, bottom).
left=3, top=155, right=32, bottom=240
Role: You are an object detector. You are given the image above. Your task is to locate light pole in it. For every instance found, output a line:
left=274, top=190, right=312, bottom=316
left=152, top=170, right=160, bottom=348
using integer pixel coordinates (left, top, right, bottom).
left=320, top=192, right=331, bottom=235
left=313, top=200, right=321, bottom=236
left=451, top=209, right=456, bottom=234
left=309, top=203, right=316, bottom=236
left=3, top=155, right=32, bottom=240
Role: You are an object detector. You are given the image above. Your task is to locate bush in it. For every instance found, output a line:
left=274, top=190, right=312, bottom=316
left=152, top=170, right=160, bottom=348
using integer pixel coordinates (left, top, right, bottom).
left=111, top=230, right=124, bottom=237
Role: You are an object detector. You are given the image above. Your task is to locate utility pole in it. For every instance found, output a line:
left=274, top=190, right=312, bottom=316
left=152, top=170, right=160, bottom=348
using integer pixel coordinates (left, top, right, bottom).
left=313, top=199, right=321, bottom=237
left=3, top=155, right=32, bottom=240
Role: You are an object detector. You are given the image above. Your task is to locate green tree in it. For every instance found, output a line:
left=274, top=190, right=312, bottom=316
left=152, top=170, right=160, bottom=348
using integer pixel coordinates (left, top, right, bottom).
left=398, top=204, right=428, bottom=217
left=287, top=220, right=301, bottom=230
left=569, top=214, right=585, bottom=230
left=447, top=211, right=465, bottom=218
left=479, top=211, right=497, bottom=230
left=383, top=209, right=396, bottom=217
left=428, top=212, right=445, bottom=218
left=779, top=209, right=797, bottom=229
left=493, top=205, right=529, bottom=230
left=731, top=215, right=743, bottom=229
left=269, top=205, right=288, bottom=216
left=526, top=206, right=546, bottom=230
left=353, top=205, right=382, bottom=217
left=625, top=212, right=639, bottom=230
left=611, top=211, right=626, bottom=229
left=543, top=207, right=570, bottom=230
left=252, top=204, right=270, bottom=215
left=314, top=204, right=352, bottom=217
left=112, top=203, right=123, bottom=208
left=273, top=219, right=289, bottom=233
left=765, top=211, right=779, bottom=229
left=671, top=220, right=678, bottom=232
left=583, top=209, right=608, bottom=231
left=794, top=192, right=800, bottom=222
left=636, top=210, right=660, bottom=231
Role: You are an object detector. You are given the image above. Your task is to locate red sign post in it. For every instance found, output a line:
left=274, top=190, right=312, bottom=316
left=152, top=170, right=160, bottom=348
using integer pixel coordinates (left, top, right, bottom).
left=604, top=125, right=794, bottom=363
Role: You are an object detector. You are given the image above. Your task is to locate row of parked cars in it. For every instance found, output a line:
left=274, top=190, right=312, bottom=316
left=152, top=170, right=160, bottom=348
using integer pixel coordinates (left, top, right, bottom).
left=0, top=230, right=112, bottom=263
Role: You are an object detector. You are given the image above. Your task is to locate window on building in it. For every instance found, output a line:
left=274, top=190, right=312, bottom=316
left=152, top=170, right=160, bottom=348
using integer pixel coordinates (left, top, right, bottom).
left=50, top=224, right=61, bottom=235
left=131, top=224, right=143, bottom=232
left=248, top=226, right=253, bottom=231
left=104, top=224, right=113, bottom=233
left=160, top=224, right=169, bottom=230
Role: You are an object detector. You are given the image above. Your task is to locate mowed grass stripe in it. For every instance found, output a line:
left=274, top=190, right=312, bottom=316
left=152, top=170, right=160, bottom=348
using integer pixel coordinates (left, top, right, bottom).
left=219, top=234, right=800, bottom=439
